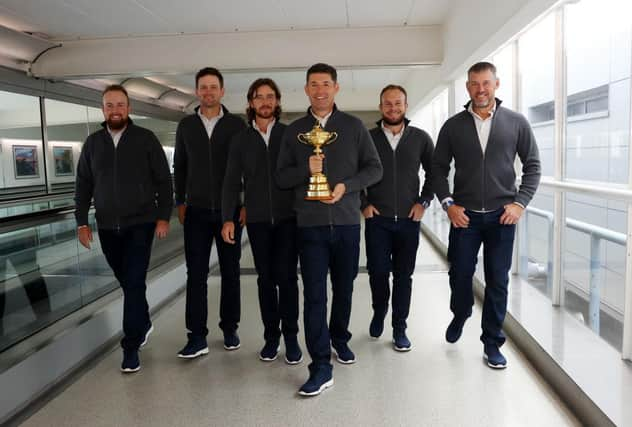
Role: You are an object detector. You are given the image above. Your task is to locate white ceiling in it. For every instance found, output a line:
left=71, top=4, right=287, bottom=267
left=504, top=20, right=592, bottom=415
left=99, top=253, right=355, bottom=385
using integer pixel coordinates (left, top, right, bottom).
left=0, top=0, right=454, bottom=114
left=0, top=0, right=451, bottom=39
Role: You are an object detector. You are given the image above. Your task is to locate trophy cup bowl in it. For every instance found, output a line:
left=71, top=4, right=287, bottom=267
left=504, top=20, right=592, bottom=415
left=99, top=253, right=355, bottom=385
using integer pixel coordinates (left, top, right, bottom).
left=298, top=122, right=338, bottom=200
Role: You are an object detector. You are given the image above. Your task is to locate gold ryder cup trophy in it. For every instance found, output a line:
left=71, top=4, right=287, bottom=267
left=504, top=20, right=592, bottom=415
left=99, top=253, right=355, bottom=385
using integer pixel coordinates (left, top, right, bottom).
left=298, top=122, right=338, bottom=200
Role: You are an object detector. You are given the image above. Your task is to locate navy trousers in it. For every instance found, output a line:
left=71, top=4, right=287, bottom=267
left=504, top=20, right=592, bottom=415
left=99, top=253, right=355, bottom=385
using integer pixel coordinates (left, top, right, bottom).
left=98, top=222, right=155, bottom=351
left=247, top=219, right=299, bottom=343
left=183, top=206, right=242, bottom=339
left=298, top=225, right=360, bottom=371
left=447, top=208, right=515, bottom=347
left=365, top=216, right=420, bottom=331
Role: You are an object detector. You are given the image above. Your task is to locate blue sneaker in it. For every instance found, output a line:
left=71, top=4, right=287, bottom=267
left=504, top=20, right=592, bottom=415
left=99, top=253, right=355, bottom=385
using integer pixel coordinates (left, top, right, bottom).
left=298, top=369, right=334, bottom=397
left=284, top=336, right=303, bottom=365
left=259, top=341, right=279, bottom=362
left=332, top=342, right=356, bottom=364
left=121, top=350, right=140, bottom=373
left=392, top=330, right=412, bottom=352
left=140, top=323, right=154, bottom=348
left=484, top=344, right=507, bottom=369
left=445, top=316, right=467, bottom=343
left=223, top=331, right=241, bottom=351
left=369, top=313, right=385, bottom=339
left=177, top=338, right=209, bottom=359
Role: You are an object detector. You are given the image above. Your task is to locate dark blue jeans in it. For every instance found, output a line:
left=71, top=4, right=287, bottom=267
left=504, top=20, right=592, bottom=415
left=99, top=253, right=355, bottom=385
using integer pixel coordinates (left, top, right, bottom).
left=447, top=208, right=515, bottom=347
left=98, top=222, right=155, bottom=351
left=247, top=219, right=299, bottom=343
left=298, top=225, right=360, bottom=371
left=365, top=216, right=420, bottom=331
left=184, top=206, right=242, bottom=339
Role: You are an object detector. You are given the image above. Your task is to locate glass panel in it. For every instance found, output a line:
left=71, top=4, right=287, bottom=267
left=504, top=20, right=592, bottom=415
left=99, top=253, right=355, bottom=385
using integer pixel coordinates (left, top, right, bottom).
left=87, top=106, right=103, bottom=134
left=492, top=43, right=515, bottom=110
left=0, top=91, right=45, bottom=200
left=1, top=210, right=182, bottom=352
left=519, top=13, right=556, bottom=177
left=453, top=75, right=469, bottom=112
left=565, top=0, right=632, bottom=184
left=562, top=192, right=625, bottom=350
left=44, top=99, right=90, bottom=195
left=519, top=188, right=555, bottom=299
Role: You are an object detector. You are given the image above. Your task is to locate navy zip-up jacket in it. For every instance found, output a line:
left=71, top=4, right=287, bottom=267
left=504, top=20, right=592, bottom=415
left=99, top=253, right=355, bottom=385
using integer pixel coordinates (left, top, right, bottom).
left=74, top=118, right=173, bottom=229
left=174, top=105, right=246, bottom=210
left=222, top=121, right=294, bottom=224
left=362, top=120, right=434, bottom=219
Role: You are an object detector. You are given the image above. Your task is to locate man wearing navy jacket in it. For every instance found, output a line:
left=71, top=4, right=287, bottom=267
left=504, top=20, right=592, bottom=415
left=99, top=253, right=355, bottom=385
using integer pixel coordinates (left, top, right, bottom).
left=222, top=78, right=302, bottom=365
left=362, top=84, right=434, bottom=352
left=75, top=85, right=172, bottom=373
left=174, top=67, right=246, bottom=359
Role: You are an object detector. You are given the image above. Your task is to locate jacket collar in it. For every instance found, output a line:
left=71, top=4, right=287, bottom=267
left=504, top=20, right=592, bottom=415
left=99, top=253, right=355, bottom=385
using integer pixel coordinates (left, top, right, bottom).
left=100, top=116, right=134, bottom=130
left=375, top=117, right=410, bottom=127
left=305, top=103, right=339, bottom=122
left=463, top=97, right=503, bottom=111
left=194, top=104, right=230, bottom=116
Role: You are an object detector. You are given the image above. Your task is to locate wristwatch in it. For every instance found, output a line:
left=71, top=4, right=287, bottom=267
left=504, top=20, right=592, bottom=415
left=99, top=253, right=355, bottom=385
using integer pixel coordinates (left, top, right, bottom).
left=421, top=200, right=431, bottom=209
left=441, top=199, right=455, bottom=211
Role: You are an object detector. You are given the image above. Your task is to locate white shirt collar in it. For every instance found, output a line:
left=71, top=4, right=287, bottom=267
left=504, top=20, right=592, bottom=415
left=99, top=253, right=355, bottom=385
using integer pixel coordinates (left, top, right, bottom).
left=253, top=119, right=275, bottom=146
left=310, top=108, right=333, bottom=128
left=381, top=121, right=404, bottom=150
left=467, top=101, right=496, bottom=121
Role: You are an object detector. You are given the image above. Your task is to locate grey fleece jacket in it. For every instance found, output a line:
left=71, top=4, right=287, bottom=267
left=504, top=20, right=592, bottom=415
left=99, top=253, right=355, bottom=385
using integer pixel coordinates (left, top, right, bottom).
left=276, top=106, right=383, bottom=227
left=431, top=99, right=541, bottom=210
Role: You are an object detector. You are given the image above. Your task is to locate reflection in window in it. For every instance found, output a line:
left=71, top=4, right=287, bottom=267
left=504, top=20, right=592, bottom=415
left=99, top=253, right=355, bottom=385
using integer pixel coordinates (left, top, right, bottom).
left=44, top=99, right=90, bottom=194
left=0, top=91, right=45, bottom=200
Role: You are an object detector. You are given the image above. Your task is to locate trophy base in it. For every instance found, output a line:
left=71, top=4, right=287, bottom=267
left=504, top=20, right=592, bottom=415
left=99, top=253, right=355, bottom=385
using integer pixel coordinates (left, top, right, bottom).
left=305, top=193, right=333, bottom=201
left=305, top=174, right=332, bottom=200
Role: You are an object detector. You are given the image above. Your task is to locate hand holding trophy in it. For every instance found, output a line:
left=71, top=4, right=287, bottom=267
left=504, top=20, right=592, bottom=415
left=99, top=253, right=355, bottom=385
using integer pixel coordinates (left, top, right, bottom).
left=298, top=122, right=338, bottom=200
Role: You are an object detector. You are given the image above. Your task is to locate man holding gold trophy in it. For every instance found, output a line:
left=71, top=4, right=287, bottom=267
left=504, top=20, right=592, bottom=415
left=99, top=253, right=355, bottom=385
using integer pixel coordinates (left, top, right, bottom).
left=277, top=63, right=383, bottom=397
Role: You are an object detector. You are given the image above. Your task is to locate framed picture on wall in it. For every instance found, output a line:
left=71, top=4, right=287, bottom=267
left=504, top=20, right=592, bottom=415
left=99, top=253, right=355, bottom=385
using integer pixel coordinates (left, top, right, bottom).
left=13, top=145, right=39, bottom=179
left=53, top=146, right=74, bottom=176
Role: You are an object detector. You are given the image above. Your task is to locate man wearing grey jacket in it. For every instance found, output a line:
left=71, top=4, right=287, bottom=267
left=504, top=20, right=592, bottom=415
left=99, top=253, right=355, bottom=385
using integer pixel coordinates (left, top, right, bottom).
left=432, top=62, right=540, bottom=369
left=277, top=63, right=382, bottom=396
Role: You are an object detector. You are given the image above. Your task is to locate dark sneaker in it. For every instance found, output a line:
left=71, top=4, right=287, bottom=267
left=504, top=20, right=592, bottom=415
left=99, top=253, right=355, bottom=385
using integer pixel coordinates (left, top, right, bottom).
left=284, top=336, right=303, bottom=365
left=140, top=323, right=154, bottom=348
left=484, top=344, right=507, bottom=369
left=259, top=341, right=279, bottom=362
left=332, top=342, right=356, bottom=364
left=177, top=338, right=209, bottom=359
left=121, top=350, right=140, bottom=373
left=298, top=369, right=334, bottom=397
left=392, top=330, right=412, bottom=352
left=445, top=316, right=467, bottom=343
left=369, top=313, right=385, bottom=339
left=223, top=331, right=241, bottom=351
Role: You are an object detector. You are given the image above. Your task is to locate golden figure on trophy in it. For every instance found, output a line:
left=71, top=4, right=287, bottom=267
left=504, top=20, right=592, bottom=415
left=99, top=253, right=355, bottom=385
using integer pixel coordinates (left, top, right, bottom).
left=298, top=122, right=338, bottom=200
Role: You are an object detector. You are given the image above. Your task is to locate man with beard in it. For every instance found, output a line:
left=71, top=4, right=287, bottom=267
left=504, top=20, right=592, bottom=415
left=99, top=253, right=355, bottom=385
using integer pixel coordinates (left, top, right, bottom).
left=221, top=78, right=302, bottom=364
left=174, top=67, right=246, bottom=358
left=361, top=85, right=434, bottom=352
left=432, top=62, right=540, bottom=368
left=75, top=84, right=172, bottom=373
left=277, top=63, right=382, bottom=396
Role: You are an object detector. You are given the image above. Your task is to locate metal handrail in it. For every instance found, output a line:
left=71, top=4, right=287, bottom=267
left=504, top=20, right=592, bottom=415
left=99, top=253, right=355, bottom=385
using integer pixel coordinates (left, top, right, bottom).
left=525, top=206, right=626, bottom=333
